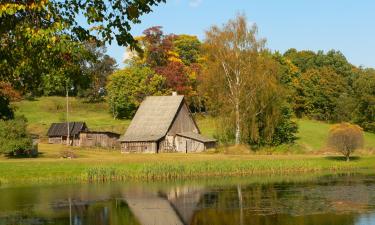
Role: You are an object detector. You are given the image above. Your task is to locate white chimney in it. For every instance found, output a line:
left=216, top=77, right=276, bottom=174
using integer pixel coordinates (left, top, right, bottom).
left=172, top=91, right=177, bottom=96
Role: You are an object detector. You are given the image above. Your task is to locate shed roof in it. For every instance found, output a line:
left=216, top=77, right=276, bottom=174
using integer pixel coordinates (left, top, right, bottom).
left=120, top=95, right=185, bottom=142
left=81, top=131, right=120, bottom=136
left=47, top=122, right=87, bottom=137
left=176, top=132, right=216, bottom=143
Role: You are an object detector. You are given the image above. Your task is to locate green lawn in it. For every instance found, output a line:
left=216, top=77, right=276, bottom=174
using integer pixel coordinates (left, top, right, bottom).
left=3, top=97, right=375, bottom=184
left=1, top=143, right=375, bottom=185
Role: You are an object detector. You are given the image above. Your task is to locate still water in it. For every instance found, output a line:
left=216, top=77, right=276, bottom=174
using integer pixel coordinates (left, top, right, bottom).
left=1, top=173, right=375, bottom=225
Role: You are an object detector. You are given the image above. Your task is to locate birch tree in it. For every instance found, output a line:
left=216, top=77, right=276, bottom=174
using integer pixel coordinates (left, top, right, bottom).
left=204, top=15, right=282, bottom=145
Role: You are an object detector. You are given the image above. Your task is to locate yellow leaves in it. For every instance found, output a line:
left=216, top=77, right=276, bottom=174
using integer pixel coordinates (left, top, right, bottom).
left=0, top=1, right=48, bottom=16
left=167, top=50, right=182, bottom=63
left=89, top=25, right=105, bottom=31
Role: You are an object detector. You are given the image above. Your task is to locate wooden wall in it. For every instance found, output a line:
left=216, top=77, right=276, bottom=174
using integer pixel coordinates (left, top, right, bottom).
left=168, top=104, right=199, bottom=136
left=174, top=136, right=206, bottom=153
left=121, top=142, right=157, bottom=153
left=80, top=132, right=120, bottom=148
left=48, top=137, right=62, bottom=144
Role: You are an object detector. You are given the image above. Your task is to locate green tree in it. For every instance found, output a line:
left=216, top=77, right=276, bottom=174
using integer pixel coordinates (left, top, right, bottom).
left=1, top=0, right=165, bottom=95
left=294, top=67, right=349, bottom=121
left=80, top=43, right=117, bottom=102
left=173, top=35, right=202, bottom=65
left=106, top=66, right=168, bottom=119
left=0, top=116, right=33, bottom=156
left=352, top=69, right=375, bottom=132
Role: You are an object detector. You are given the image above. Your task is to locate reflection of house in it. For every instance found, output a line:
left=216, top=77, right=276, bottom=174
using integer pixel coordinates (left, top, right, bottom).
left=120, top=94, right=216, bottom=153
left=79, top=131, right=120, bottom=148
left=47, top=122, right=88, bottom=146
left=122, top=186, right=204, bottom=225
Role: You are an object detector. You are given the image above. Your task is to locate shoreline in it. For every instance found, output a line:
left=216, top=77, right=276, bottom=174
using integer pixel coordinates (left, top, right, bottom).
left=1, top=144, right=374, bottom=185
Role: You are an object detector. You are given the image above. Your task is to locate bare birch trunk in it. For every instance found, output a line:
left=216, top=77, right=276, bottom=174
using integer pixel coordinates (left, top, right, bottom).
left=235, top=98, right=241, bottom=145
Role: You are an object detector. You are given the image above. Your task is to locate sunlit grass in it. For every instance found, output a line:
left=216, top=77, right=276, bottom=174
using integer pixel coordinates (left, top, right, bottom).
left=1, top=144, right=375, bottom=184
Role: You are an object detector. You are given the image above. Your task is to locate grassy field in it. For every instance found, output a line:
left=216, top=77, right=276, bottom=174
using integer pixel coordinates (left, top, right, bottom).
left=14, top=97, right=375, bottom=151
left=2, top=97, right=375, bottom=184
left=1, top=143, right=375, bottom=184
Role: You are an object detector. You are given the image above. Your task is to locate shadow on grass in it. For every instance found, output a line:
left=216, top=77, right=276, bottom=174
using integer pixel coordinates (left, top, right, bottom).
left=325, top=156, right=361, bottom=161
left=6, top=152, right=43, bottom=159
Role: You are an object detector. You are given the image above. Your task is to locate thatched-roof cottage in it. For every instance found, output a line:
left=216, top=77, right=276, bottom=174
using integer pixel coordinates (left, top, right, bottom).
left=79, top=131, right=120, bottom=148
left=47, top=122, right=88, bottom=146
left=120, top=94, right=216, bottom=153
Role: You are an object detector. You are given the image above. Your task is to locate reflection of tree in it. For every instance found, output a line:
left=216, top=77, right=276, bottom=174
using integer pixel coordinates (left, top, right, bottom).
left=0, top=199, right=140, bottom=225
left=190, top=175, right=375, bottom=225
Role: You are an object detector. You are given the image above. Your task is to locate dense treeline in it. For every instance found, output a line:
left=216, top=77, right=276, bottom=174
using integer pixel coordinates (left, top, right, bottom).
left=108, top=16, right=374, bottom=146
left=284, top=49, right=375, bottom=132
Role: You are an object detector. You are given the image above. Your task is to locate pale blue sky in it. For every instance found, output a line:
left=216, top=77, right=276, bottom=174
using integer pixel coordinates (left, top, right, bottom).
left=105, top=0, right=375, bottom=68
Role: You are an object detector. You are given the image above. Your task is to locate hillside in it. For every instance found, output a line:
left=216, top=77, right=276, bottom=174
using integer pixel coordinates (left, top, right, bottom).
left=14, top=97, right=375, bottom=151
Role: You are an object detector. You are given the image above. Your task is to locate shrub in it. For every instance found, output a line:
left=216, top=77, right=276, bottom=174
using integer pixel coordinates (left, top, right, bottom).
left=0, top=116, right=33, bottom=156
left=327, top=123, right=364, bottom=161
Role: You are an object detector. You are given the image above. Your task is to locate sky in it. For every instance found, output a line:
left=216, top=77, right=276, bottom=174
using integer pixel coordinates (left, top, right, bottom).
left=105, top=0, right=375, bottom=68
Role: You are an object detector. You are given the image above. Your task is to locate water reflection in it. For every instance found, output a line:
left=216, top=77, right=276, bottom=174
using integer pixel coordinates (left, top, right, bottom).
left=1, top=174, right=375, bottom=225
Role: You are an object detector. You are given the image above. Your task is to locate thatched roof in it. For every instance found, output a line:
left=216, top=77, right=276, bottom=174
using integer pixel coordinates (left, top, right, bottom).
left=120, top=95, right=185, bottom=142
left=47, top=122, right=88, bottom=137
left=176, top=132, right=216, bottom=143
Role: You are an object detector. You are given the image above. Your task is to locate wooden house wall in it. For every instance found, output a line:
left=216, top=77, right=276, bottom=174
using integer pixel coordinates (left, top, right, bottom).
left=174, top=136, right=205, bottom=153
left=61, top=136, right=80, bottom=146
left=48, top=137, right=62, bottom=144
left=121, top=142, right=157, bottom=153
left=159, top=136, right=176, bottom=153
left=79, top=133, right=120, bottom=148
left=168, top=104, right=199, bottom=136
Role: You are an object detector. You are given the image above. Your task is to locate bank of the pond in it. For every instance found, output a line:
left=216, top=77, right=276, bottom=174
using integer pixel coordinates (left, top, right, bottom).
left=1, top=144, right=375, bottom=184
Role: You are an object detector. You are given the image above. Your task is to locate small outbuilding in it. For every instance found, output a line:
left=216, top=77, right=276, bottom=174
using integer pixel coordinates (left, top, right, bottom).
left=47, top=122, right=88, bottom=146
left=120, top=94, right=216, bottom=153
left=79, top=131, right=120, bottom=149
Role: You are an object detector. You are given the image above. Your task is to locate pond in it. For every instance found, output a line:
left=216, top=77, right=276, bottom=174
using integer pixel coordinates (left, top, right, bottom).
left=1, top=173, right=375, bottom=225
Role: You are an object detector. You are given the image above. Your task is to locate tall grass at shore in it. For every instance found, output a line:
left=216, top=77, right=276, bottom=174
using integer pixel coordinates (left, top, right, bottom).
left=1, top=144, right=374, bottom=184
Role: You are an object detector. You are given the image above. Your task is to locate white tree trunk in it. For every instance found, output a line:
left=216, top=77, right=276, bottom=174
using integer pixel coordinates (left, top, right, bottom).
left=235, top=99, right=241, bottom=145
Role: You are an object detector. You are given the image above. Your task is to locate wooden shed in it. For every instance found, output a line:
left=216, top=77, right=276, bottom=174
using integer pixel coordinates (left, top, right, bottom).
left=47, top=122, right=88, bottom=146
left=120, top=94, right=216, bottom=153
left=79, top=131, right=120, bottom=148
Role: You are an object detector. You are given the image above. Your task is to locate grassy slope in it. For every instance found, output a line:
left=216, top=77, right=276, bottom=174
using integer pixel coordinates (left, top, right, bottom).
left=296, top=119, right=375, bottom=151
left=15, top=97, right=375, bottom=151
left=14, top=97, right=130, bottom=136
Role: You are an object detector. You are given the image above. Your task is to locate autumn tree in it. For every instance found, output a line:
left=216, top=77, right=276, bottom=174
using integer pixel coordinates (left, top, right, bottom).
left=0, top=82, right=21, bottom=120
left=204, top=15, right=297, bottom=145
left=327, top=123, right=364, bottom=161
left=125, top=27, right=205, bottom=111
